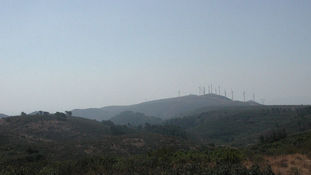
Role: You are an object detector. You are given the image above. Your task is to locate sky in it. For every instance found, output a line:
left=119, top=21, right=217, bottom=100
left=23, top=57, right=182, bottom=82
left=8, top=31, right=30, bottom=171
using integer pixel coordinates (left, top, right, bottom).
left=1, top=0, right=311, bottom=115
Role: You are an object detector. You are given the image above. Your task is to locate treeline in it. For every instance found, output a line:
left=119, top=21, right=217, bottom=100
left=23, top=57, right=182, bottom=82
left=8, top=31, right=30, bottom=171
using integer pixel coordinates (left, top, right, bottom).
left=102, top=120, right=187, bottom=139
left=20, top=111, right=72, bottom=117
left=4, top=112, right=70, bottom=123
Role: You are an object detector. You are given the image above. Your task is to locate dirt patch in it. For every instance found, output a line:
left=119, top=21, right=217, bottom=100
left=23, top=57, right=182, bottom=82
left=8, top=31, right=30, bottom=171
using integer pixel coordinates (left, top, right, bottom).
left=24, top=120, right=74, bottom=134
left=265, top=154, right=311, bottom=175
left=122, top=138, right=145, bottom=148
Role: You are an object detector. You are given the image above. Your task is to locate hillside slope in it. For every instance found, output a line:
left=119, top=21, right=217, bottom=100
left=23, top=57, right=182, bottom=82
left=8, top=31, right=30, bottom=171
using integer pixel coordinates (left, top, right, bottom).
left=0, top=113, right=8, bottom=118
left=166, top=106, right=311, bottom=145
left=110, top=111, right=162, bottom=126
left=0, top=114, right=192, bottom=160
left=247, top=129, right=311, bottom=175
left=72, top=94, right=259, bottom=120
left=2, top=109, right=311, bottom=175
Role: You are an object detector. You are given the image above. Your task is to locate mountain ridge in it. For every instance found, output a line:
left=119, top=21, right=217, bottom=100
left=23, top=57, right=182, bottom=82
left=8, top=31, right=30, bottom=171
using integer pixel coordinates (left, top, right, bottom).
left=72, top=94, right=260, bottom=121
left=0, top=113, right=8, bottom=118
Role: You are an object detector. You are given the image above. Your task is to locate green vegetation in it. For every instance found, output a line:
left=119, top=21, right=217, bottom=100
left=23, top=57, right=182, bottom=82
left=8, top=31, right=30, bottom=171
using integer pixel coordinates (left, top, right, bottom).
left=1, top=106, right=311, bottom=174
left=249, top=129, right=311, bottom=155
left=0, top=147, right=275, bottom=175
left=166, top=106, right=311, bottom=145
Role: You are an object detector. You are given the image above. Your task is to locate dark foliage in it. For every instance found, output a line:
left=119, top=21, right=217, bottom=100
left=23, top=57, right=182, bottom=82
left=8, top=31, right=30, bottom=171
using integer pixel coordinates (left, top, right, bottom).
left=259, top=128, right=287, bottom=143
left=1, top=107, right=311, bottom=175
left=0, top=147, right=275, bottom=175
left=166, top=106, right=311, bottom=145
left=142, top=123, right=188, bottom=139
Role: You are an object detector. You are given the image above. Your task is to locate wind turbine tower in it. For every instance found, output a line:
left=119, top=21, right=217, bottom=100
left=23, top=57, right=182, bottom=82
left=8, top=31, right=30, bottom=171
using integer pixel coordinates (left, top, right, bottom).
left=218, top=86, right=220, bottom=95
left=243, top=91, right=246, bottom=102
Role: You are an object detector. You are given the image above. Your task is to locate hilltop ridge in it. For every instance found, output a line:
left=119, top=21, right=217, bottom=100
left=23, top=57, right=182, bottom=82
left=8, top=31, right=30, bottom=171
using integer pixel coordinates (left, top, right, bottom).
left=0, top=113, right=8, bottom=118
left=72, top=94, right=260, bottom=121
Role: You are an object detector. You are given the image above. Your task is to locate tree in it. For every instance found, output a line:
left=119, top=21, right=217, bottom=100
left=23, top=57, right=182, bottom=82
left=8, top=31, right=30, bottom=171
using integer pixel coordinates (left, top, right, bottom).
left=65, top=111, right=72, bottom=117
left=55, top=112, right=66, bottom=118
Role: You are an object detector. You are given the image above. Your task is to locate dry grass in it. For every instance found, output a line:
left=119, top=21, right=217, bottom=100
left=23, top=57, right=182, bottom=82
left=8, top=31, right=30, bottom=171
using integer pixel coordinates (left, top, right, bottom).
left=264, top=154, right=311, bottom=175
left=122, top=138, right=145, bottom=147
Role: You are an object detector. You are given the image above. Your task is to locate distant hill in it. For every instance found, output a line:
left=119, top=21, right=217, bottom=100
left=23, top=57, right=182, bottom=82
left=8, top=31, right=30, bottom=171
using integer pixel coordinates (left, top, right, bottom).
left=0, top=113, right=8, bottom=118
left=72, top=94, right=260, bottom=120
left=110, top=111, right=162, bottom=126
left=166, top=105, right=311, bottom=145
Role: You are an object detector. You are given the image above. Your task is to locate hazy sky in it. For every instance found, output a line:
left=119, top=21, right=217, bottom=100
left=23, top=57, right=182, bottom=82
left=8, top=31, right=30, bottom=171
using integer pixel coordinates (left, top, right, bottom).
left=1, top=0, right=311, bottom=115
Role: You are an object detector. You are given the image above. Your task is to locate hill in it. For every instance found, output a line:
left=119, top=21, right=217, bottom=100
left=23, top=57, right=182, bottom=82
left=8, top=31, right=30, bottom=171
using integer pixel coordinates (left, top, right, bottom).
left=72, top=94, right=259, bottom=120
left=0, top=113, right=8, bottom=118
left=110, top=111, right=162, bottom=126
left=0, top=113, right=193, bottom=160
left=166, top=105, right=311, bottom=145
left=2, top=108, right=311, bottom=175
left=0, top=113, right=273, bottom=175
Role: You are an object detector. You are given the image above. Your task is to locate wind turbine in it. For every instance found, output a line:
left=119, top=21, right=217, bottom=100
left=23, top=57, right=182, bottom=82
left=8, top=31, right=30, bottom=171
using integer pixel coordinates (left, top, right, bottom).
left=218, top=86, right=220, bottom=95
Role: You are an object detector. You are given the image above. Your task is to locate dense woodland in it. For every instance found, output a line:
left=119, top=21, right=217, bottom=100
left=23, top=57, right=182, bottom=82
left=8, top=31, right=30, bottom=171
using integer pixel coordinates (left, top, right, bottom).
left=1, top=106, right=311, bottom=174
